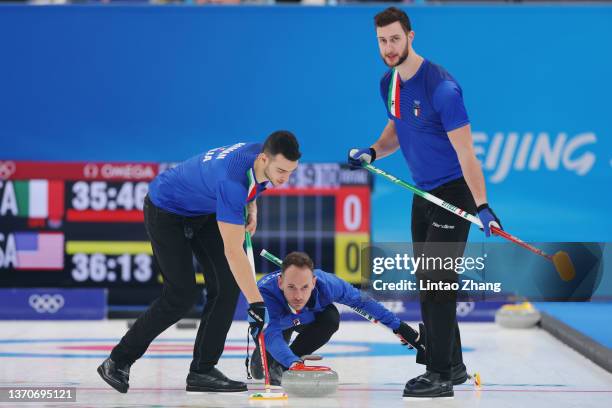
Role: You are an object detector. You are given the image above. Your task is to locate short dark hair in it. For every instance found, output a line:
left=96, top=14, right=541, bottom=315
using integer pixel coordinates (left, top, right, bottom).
left=263, top=130, right=301, bottom=161
left=281, top=251, right=314, bottom=275
left=374, top=7, right=411, bottom=34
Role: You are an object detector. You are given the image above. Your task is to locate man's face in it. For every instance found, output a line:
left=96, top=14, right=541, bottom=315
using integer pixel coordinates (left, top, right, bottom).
left=278, top=265, right=317, bottom=311
left=262, top=153, right=298, bottom=186
left=376, top=22, right=412, bottom=67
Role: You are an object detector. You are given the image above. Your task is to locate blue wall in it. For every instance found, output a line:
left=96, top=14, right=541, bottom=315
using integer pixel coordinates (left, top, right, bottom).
left=1, top=5, right=611, bottom=242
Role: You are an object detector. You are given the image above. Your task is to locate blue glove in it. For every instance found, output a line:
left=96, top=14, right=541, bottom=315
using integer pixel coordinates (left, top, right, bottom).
left=477, top=203, right=502, bottom=237
left=247, top=302, right=269, bottom=342
left=348, top=147, right=376, bottom=169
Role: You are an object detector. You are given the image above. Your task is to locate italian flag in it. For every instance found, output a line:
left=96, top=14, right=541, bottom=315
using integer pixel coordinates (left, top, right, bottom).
left=246, top=168, right=257, bottom=202
left=387, top=68, right=401, bottom=119
left=14, top=180, right=65, bottom=221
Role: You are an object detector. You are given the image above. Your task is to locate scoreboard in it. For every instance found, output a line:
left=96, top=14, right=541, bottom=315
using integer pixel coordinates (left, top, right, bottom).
left=254, top=164, right=371, bottom=283
left=0, top=161, right=371, bottom=301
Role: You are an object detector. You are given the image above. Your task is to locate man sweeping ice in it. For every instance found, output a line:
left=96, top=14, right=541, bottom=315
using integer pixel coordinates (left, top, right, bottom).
left=98, top=131, right=300, bottom=394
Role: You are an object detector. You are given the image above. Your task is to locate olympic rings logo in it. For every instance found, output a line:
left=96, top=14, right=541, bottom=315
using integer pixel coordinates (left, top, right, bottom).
left=28, top=294, right=65, bottom=314
left=456, top=302, right=475, bottom=317
left=0, top=161, right=16, bottom=180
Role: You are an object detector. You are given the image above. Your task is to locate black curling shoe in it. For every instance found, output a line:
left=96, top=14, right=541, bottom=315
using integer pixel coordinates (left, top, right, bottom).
left=403, top=371, right=454, bottom=400
left=450, top=363, right=469, bottom=385
left=97, top=357, right=130, bottom=393
left=250, top=346, right=285, bottom=386
left=186, top=368, right=247, bottom=392
left=407, top=363, right=469, bottom=387
left=250, top=344, right=284, bottom=386
left=268, top=359, right=284, bottom=387
left=249, top=344, right=264, bottom=380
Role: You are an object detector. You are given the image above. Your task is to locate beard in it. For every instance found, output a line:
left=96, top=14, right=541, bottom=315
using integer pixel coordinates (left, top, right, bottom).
left=263, top=166, right=274, bottom=186
left=382, top=44, right=409, bottom=68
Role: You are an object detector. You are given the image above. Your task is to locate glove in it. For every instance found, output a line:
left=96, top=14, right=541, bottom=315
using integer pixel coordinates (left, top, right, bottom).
left=477, top=203, right=503, bottom=237
left=393, top=321, right=426, bottom=353
left=247, top=302, right=268, bottom=342
left=348, top=147, right=376, bottom=169
left=288, top=360, right=305, bottom=370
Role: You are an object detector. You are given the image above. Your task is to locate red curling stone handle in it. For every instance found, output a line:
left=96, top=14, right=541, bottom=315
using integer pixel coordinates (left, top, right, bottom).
left=289, top=362, right=332, bottom=371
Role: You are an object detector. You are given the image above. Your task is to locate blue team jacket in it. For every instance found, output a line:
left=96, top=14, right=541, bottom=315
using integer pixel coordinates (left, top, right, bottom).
left=258, top=269, right=401, bottom=368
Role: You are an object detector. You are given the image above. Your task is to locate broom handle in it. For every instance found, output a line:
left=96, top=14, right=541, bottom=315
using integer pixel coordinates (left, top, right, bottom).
left=245, top=230, right=271, bottom=393
left=362, top=163, right=553, bottom=262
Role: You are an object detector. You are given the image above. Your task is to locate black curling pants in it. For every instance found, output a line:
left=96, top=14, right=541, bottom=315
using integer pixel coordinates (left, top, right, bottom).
left=411, top=177, right=476, bottom=380
left=110, top=196, right=240, bottom=374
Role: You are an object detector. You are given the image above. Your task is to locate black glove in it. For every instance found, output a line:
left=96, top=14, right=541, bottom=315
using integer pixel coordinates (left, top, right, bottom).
left=393, top=321, right=426, bottom=353
left=348, top=147, right=376, bottom=169
left=247, top=302, right=268, bottom=342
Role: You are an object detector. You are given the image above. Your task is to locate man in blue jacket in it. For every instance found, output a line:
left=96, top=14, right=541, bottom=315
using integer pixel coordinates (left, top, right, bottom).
left=98, top=131, right=301, bottom=394
left=249, top=251, right=424, bottom=385
left=348, top=7, right=502, bottom=399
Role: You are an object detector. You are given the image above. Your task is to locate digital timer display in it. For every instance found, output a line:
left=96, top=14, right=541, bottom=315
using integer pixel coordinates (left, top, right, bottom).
left=0, top=161, right=371, bottom=291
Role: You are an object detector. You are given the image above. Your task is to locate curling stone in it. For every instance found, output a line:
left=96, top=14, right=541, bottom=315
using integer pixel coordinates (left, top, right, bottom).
left=281, top=355, right=338, bottom=397
left=495, top=302, right=541, bottom=329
